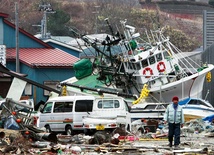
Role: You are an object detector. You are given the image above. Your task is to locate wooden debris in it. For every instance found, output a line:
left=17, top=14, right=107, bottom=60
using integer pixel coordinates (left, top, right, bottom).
left=172, top=147, right=209, bottom=155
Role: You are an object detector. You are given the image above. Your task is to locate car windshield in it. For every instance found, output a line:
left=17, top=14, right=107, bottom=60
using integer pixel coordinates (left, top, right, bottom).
left=41, top=102, right=53, bottom=113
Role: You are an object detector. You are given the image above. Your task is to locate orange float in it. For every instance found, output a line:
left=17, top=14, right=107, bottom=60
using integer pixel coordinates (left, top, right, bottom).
left=143, top=67, right=153, bottom=78
left=16, top=118, right=22, bottom=123
left=157, top=61, right=166, bottom=72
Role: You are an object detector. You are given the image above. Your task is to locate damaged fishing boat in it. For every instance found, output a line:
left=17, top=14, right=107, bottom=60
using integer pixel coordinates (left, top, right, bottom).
left=130, top=102, right=168, bottom=121
left=130, top=97, right=214, bottom=122
left=179, top=97, right=214, bottom=122
left=61, top=19, right=214, bottom=103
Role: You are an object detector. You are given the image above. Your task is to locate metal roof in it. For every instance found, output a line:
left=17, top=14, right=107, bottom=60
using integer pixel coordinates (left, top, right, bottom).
left=6, top=48, right=79, bottom=68
left=43, top=38, right=82, bottom=52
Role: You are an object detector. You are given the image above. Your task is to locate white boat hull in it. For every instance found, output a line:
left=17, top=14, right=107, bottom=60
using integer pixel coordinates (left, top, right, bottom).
left=149, top=65, right=214, bottom=102
left=130, top=110, right=165, bottom=122
left=130, top=102, right=168, bottom=121
left=182, top=106, right=214, bottom=122
left=130, top=105, right=214, bottom=122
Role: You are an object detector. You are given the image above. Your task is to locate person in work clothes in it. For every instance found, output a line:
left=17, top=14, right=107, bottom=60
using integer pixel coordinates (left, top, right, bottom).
left=164, top=96, right=184, bottom=148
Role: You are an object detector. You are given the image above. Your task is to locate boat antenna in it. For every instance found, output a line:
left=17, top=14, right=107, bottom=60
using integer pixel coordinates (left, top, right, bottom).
left=105, top=18, right=115, bottom=38
left=204, top=89, right=209, bottom=101
left=68, top=27, right=92, bottom=57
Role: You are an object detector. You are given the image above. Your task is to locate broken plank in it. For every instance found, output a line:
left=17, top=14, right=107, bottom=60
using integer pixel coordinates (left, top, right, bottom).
left=172, top=147, right=208, bottom=155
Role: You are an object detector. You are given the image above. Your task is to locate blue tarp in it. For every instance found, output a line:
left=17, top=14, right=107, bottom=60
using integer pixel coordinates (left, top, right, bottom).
left=203, top=114, right=214, bottom=122
left=4, top=115, right=20, bottom=130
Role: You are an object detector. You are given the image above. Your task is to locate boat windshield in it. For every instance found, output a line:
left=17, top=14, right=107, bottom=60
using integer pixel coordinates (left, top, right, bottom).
left=156, top=104, right=167, bottom=110
left=188, top=99, right=212, bottom=108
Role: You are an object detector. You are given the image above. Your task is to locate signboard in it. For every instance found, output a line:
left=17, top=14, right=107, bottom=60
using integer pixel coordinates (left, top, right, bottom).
left=6, top=77, right=27, bottom=101
left=0, top=45, right=6, bottom=66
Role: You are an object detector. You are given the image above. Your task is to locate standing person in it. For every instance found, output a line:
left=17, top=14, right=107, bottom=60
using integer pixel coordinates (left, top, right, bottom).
left=164, top=96, right=184, bottom=148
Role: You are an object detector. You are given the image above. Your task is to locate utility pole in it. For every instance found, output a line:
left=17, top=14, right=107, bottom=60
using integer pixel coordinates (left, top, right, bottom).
left=93, top=5, right=100, bottom=34
left=15, top=2, right=20, bottom=73
left=38, top=3, right=55, bottom=39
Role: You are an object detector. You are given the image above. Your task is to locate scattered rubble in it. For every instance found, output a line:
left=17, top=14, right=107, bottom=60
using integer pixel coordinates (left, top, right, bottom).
left=0, top=100, right=214, bottom=154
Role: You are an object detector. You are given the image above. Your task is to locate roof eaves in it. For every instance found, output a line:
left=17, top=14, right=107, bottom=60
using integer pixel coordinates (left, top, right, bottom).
left=7, top=59, right=74, bottom=69
left=44, top=39, right=82, bottom=52
left=31, top=64, right=74, bottom=69
left=7, top=58, right=34, bottom=68
left=0, top=12, right=9, bottom=18
left=32, top=63, right=74, bottom=67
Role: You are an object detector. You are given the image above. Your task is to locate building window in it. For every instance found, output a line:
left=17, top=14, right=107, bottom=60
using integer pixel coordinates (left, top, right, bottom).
left=24, top=83, right=32, bottom=95
left=44, top=81, right=60, bottom=96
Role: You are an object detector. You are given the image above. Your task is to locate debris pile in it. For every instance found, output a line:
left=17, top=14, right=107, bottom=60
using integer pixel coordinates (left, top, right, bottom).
left=0, top=99, right=214, bottom=155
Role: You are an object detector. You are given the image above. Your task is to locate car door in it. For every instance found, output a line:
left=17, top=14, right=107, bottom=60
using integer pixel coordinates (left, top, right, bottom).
left=73, top=99, right=93, bottom=130
left=39, top=102, right=53, bottom=128
left=51, top=101, right=73, bottom=132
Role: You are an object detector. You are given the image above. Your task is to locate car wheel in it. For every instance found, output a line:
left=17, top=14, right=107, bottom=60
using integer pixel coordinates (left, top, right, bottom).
left=126, top=124, right=130, bottom=132
left=138, top=127, right=144, bottom=134
left=65, top=126, right=73, bottom=135
left=45, top=125, right=51, bottom=133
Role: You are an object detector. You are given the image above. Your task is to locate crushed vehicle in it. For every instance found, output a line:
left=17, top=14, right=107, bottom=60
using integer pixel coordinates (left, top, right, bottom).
left=82, top=97, right=132, bottom=134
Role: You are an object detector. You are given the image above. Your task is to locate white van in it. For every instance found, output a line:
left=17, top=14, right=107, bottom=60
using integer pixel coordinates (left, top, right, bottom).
left=38, top=96, right=95, bottom=135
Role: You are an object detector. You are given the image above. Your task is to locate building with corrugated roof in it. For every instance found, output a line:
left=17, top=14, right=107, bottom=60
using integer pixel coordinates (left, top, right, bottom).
left=0, top=12, right=79, bottom=104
